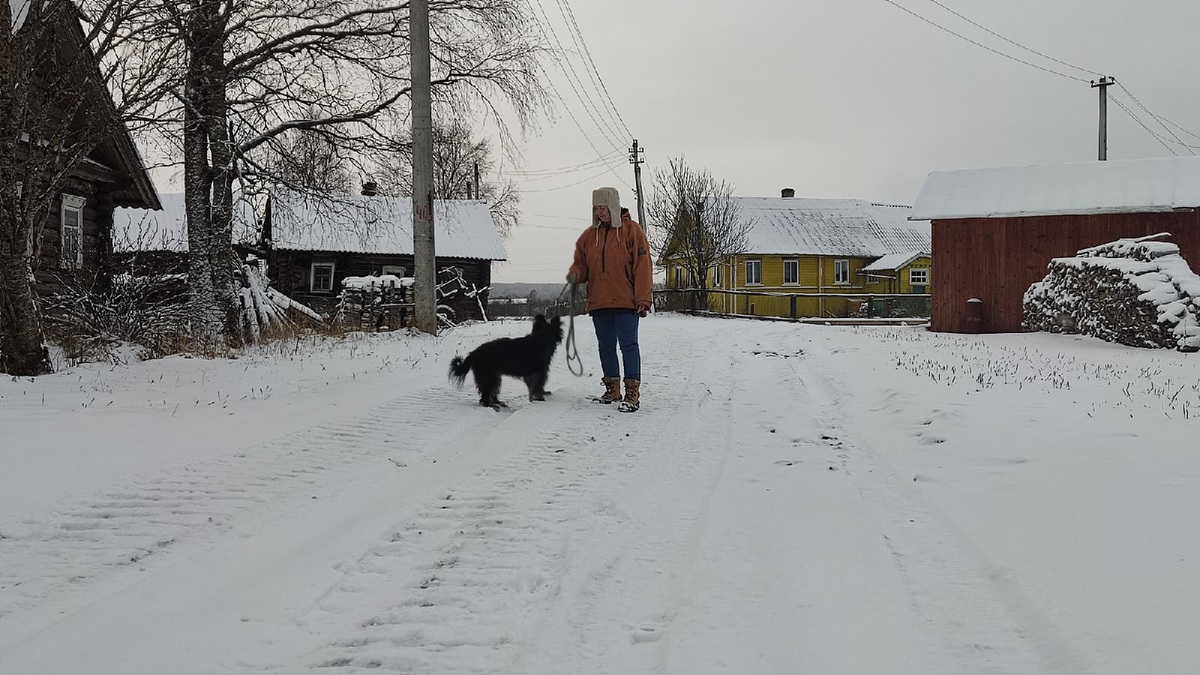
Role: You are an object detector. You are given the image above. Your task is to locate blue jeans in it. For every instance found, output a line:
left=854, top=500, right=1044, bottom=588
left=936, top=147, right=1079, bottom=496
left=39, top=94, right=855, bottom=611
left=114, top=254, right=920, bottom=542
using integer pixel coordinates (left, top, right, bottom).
left=592, top=313, right=640, bottom=380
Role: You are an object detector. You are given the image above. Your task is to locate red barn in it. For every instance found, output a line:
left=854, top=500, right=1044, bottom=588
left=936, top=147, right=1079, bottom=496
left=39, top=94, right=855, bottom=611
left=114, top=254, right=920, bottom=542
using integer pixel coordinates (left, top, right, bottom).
left=911, top=157, right=1200, bottom=333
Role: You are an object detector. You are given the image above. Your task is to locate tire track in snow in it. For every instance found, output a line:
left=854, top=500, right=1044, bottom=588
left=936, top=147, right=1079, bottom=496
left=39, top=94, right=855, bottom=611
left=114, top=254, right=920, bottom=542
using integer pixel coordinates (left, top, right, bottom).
left=794, top=351, right=1087, bottom=674
left=271, top=332, right=739, bottom=674
left=0, top=389, right=510, bottom=645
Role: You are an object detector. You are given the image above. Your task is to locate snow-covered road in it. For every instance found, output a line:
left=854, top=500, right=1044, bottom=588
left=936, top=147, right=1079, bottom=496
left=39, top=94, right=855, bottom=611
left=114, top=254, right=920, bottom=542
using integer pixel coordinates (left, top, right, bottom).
left=3, top=315, right=1199, bottom=673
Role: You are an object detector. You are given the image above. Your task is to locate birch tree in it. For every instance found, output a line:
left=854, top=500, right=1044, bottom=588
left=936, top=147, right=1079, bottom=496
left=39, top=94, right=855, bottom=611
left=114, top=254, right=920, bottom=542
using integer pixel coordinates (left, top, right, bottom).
left=646, top=158, right=751, bottom=305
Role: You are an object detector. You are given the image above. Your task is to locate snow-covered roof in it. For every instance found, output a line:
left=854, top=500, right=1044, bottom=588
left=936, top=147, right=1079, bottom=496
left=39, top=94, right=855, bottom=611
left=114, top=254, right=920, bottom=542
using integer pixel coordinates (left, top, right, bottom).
left=911, top=156, right=1200, bottom=221
left=268, top=188, right=506, bottom=261
left=114, top=192, right=259, bottom=253
left=863, top=251, right=928, bottom=272
left=733, top=196, right=930, bottom=257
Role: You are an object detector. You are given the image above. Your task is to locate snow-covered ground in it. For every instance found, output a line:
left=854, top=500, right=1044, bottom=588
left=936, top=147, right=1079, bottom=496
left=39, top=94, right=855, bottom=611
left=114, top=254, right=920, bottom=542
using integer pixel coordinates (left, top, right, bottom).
left=3, top=314, right=1199, bottom=674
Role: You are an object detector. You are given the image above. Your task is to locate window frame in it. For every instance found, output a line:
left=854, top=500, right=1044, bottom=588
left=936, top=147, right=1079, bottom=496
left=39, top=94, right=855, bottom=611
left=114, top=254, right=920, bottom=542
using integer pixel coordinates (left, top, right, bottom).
left=712, top=264, right=722, bottom=288
left=674, top=266, right=684, bottom=289
left=909, top=267, right=929, bottom=286
left=833, top=258, right=850, bottom=285
left=745, top=259, right=762, bottom=286
left=311, top=261, right=335, bottom=293
left=381, top=265, right=406, bottom=278
left=782, top=258, right=800, bottom=285
left=59, top=194, right=86, bottom=270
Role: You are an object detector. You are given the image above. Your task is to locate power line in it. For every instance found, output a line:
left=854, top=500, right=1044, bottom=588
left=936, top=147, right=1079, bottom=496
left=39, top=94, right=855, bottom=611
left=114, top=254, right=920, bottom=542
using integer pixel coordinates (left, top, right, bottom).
left=502, top=153, right=625, bottom=183
left=1115, top=83, right=1195, bottom=154
left=526, top=66, right=633, bottom=190
left=519, top=222, right=583, bottom=232
left=1156, top=114, right=1200, bottom=144
left=881, top=0, right=1090, bottom=82
left=1108, top=92, right=1179, bottom=156
left=520, top=164, right=620, bottom=193
left=884, top=0, right=1200, bottom=155
left=503, top=151, right=623, bottom=177
left=524, top=212, right=591, bottom=221
left=530, top=0, right=628, bottom=151
left=551, top=0, right=634, bottom=139
left=923, top=0, right=1104, bottom=78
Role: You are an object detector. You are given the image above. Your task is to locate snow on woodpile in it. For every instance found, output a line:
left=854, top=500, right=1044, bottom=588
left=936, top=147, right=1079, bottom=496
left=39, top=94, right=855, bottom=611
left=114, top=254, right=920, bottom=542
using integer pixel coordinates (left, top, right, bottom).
left=341, top=274, right=413, bottom=290
left=1024, top=234, right=1200, bottom=351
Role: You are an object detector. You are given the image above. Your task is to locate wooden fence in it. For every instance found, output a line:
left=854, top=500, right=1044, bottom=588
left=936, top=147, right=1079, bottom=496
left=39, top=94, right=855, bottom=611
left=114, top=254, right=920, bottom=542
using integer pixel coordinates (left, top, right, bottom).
left=653, top=288, right=931, bottom=320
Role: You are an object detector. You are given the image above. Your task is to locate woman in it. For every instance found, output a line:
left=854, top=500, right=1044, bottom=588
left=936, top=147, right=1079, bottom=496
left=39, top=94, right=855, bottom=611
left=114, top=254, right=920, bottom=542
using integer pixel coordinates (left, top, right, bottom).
left=567, top=187, right=653, bottom=412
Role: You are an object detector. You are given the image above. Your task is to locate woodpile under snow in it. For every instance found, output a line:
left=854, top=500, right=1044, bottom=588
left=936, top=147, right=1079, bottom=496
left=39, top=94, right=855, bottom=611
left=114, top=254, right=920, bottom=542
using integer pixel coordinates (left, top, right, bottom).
left=1023, top=234, right=1200, bottom=351
left=337, top=275, right=413, bottom=331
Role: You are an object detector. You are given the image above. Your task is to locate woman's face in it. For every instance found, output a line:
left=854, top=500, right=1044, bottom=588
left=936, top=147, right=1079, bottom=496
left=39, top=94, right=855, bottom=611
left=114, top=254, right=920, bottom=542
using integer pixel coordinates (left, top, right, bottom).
left=593, top=204, right=612, bottom=224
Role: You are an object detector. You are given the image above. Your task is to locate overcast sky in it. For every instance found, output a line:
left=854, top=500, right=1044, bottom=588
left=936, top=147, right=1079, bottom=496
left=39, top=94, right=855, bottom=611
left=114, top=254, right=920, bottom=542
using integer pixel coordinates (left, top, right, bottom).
left=489, top=0, right=1200, bottom=283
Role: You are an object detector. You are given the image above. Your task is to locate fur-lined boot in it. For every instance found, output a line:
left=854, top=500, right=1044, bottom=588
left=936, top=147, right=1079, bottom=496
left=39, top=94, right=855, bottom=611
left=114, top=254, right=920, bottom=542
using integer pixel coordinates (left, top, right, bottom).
left=619, top=378, right=640, bottom=413
left=594, top=376, right=622, bottom=404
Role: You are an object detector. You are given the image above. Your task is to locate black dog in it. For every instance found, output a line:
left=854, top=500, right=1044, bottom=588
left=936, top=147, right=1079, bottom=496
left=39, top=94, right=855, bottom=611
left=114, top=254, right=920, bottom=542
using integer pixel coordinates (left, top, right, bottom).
left=449, top=314, right=564, bottom=408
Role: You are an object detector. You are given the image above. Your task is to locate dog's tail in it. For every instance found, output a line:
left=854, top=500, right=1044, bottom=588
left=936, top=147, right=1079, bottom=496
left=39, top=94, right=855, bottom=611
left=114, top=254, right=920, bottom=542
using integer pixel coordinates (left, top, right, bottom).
left=448, top=355, right=471, bottom=388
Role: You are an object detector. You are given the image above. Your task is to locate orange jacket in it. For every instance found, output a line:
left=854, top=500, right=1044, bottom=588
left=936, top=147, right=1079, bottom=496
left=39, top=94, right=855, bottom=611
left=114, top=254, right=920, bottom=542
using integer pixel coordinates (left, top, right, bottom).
left=569, top=211, right=653, bottom=313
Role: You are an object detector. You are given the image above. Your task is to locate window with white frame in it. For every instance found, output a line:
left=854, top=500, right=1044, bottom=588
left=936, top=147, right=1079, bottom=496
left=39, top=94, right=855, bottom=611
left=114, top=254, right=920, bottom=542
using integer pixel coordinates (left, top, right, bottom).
left=783, top=259, right=799, bottom=285
left=833, top=258, right=850, bottom=285
left=909, top=267, right=929, bottom=286
left=712, top=264, right=722, bottom=287
left=59, top=194, right=86, bottom=270
left=381, top=265, right=406, bottom=278
left=745, top=259, right=762, bottom=285
left=311, top=262, right=335, bottom=292
left=674, top=266, right=684, bottom=288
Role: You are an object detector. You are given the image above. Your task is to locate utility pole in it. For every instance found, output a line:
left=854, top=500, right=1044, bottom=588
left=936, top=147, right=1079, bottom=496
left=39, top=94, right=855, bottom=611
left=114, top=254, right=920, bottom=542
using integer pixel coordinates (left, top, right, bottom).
left=629, top=139, right=646, bottom=226
left=411, top=0, right=437, bottom=334
left=473, top=162, right=480, bottom=201
left=1091, top=76, right=1115, bottom=161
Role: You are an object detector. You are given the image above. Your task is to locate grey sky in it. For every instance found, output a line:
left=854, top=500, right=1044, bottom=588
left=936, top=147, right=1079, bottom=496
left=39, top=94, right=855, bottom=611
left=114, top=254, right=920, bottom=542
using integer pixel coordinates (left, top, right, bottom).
left=492, top=0, right=1200, bottom=282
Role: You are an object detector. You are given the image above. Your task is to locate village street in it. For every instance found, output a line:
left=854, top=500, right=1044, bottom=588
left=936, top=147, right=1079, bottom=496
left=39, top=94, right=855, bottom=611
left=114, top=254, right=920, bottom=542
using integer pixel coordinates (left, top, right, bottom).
left=4, top=315, right=1199, bottom=673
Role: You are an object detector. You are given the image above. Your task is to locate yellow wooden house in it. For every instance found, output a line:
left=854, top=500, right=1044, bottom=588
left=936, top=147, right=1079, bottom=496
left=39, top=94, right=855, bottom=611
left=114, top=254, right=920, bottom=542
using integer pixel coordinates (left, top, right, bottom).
left=665, top=192, right=932, bottom=319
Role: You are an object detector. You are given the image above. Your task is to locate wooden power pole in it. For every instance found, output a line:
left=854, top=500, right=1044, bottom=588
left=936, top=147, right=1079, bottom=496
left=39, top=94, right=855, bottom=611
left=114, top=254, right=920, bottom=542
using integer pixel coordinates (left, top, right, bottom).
left=1092, top=76, right=1115, bottom=161
left=411, top=0, right=437, bottom=334
left=629, top=139, right=646, bottom=226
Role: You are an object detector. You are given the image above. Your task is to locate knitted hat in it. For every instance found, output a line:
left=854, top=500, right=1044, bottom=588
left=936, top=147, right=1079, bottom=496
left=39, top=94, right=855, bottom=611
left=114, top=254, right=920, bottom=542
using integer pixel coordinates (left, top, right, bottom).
left=591, top=187, right=623, bottom=229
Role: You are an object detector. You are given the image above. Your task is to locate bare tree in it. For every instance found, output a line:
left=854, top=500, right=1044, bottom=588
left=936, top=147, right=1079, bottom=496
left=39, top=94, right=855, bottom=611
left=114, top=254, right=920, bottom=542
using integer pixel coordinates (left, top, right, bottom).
left=646, top=158, right=751, bottom=306
left=162, top=0, right=548, bottom=351
left=0, top=0, right=174, bottom=375
left=268, top=127, right=354, bottom=194
left=378, top=118, right=520, bottom=237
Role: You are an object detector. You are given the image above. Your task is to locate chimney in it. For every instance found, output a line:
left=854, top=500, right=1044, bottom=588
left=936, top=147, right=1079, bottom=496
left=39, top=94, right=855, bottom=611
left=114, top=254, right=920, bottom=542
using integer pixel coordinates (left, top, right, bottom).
left=361, top=181, right=379, bottom=196
left=781, top=188, right=795, bottom=198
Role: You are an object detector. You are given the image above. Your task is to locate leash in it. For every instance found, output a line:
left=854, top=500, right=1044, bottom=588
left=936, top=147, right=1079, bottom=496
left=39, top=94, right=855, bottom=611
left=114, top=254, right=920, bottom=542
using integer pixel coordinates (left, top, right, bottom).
left=563, top=281, right=585, bottom=377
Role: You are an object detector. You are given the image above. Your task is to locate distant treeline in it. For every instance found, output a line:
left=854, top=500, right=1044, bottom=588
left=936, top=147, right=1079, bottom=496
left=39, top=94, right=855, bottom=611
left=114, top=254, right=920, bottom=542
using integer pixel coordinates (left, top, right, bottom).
left=489, top=282, right=568, bottom=299
left=488, top=282, right=583, bottom=317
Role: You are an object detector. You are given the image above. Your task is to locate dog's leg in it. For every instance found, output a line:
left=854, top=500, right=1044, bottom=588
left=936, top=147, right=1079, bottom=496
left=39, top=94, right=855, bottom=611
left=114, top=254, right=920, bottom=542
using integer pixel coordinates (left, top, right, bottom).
left=525, top=372, right=550, bottom=401
left=475, top=370, right=504, bottom=409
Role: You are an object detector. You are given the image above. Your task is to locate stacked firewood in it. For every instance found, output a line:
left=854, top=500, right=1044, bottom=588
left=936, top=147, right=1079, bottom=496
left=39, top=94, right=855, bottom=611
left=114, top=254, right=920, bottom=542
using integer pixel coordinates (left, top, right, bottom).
left=1024, top=235, right=1200, bottom=351
left=337, top=276, right=413, bottom=331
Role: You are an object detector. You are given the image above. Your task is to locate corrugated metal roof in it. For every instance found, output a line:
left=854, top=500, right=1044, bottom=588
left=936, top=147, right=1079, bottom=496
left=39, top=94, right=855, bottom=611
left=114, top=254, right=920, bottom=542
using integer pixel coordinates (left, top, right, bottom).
left=863, top=251, right=927, bottom=272
left=911, top=156, right=1200, bottom=221
left=114, top=192, right=258, bottom=253
left=734, top=197, right=930, bottom=257
left=268, top=188, right=506, bottom=261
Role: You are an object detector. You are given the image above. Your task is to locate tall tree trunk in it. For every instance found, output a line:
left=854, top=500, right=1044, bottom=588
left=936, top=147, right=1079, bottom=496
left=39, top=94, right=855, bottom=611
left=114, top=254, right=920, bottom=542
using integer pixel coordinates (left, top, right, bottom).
left=207, top=91, right=242, bottom=346
left=0, top=22, right=50, bottom=375
left=0, top=219, right=51, bottom=375
left=182, top=0, right=231, bottom=354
